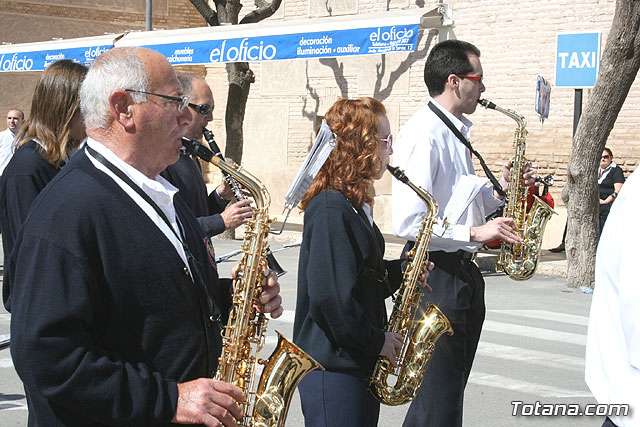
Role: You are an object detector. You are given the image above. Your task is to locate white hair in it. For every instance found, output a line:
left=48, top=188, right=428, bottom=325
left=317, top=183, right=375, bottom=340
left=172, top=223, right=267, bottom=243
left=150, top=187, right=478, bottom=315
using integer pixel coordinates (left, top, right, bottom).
left=80, top=47, right=149, bottom=130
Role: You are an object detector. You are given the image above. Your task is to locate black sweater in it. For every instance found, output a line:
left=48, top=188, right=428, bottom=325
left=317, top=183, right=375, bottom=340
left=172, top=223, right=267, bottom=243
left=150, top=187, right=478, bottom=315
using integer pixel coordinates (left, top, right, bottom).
left=293, top=190, right=402, bottom=373
left=0, top=140, right=61, bottom=310
left=8, top=150, right=232, bottom=426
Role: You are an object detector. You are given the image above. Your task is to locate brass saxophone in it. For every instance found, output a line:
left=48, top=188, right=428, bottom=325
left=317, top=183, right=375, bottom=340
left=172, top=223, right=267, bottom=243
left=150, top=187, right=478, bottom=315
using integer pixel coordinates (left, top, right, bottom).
left=181, top=137, right=323, bottom=427
left=478, top=99, right=557, bottom=281
left=367, top=165, right=453, bottom=406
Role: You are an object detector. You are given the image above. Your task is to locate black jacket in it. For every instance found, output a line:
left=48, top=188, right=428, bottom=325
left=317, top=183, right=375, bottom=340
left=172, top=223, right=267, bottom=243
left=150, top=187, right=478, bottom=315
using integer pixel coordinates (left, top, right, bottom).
left=293, top=190, right=402, bottom=373
left=161, top=152, right=228, bottom=237
left=0, top=140, right=61, bottom=310
left=9, top=149, right=232, bottom=426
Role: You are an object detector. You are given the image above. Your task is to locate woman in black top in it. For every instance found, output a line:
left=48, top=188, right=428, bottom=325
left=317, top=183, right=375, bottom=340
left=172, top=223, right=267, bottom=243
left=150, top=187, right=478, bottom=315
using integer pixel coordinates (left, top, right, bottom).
left=293, top=97, right=431, bottom=427
left=598, top=147, right=625, bottom=234
left=1, top=59, right=87, bottom=310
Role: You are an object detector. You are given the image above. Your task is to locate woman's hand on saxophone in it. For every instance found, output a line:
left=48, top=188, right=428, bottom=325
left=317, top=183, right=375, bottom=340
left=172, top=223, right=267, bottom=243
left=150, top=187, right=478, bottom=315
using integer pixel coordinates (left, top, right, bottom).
left=380, top=332, right=403, bottom=368
left=419, top=260, right=435, bottom=293
left=173, top=378, right=245, bottom=426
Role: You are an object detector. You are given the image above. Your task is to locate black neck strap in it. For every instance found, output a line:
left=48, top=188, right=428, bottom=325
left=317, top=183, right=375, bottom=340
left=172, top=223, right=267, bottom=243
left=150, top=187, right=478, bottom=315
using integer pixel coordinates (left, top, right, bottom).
left=85, top=145, right=221, bottom=324
left=428, top=101, right=505, bottom=198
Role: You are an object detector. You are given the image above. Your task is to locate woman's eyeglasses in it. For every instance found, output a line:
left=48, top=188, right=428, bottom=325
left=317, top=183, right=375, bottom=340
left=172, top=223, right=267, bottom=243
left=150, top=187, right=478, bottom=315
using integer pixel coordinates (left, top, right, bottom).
left=380, top=134, right=393, bottom=149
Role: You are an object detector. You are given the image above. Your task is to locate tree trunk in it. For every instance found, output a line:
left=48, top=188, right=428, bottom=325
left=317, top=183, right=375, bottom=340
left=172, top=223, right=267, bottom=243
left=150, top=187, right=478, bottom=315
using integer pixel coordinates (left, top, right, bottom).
left=224, top=62, right=255, bottom=165
left=566, top=0, right=640, bottom=287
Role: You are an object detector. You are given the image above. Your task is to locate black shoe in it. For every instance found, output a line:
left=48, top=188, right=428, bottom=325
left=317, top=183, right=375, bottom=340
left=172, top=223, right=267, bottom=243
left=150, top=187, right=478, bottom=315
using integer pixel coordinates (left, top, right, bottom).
left=549, top=244, right=565, bottom=253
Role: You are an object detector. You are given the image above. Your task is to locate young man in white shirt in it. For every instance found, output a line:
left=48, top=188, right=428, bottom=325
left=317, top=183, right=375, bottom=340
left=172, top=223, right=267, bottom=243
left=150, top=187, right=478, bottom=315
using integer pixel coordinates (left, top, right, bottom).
left=392, top=39, right=536, bottom=427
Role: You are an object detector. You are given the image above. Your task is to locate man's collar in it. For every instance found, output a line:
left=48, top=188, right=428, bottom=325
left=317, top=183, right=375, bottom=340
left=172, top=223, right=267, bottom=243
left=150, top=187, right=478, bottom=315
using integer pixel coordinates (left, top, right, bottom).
left=428, top=98, right=473, bottom=131
left=85, top=137, right=177, bottom=193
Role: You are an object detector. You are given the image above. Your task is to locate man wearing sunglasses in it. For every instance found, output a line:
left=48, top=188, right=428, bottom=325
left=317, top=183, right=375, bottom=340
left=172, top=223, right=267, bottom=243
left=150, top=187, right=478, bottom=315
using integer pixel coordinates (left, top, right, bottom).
left=392, top=40, right=536, bottom=427
left=161, top=74, right=253, bottom=238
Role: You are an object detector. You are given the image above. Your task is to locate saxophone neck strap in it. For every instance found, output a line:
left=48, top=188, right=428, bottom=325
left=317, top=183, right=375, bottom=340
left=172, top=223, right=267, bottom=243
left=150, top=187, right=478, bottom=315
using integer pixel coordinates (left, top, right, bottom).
left=85, top=145, right=222, bottom=325
left=427, top=101, right=505, bottom=198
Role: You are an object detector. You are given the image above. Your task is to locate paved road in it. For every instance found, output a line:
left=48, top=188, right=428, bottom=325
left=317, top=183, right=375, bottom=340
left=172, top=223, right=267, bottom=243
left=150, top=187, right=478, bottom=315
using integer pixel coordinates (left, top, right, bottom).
left=0, top=236, right=601, bottom=426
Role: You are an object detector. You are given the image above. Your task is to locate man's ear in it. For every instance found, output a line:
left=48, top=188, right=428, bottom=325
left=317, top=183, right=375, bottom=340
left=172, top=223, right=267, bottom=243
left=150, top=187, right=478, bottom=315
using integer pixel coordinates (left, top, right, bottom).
left=110, top=90, right=135, bottom=130
left=445, top=73, right=459, bottom=89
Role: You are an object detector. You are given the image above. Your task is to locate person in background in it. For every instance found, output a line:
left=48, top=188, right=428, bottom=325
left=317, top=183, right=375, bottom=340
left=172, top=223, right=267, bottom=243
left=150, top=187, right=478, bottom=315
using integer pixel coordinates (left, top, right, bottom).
left=598, top=147, right=624, bottom=235
left=0, top=109, right=25, bottom=176
left=8, top=46, right=282, bottom=426
left=586, top=167, right=640, bottom=427
left=293, top=97, right=432, bottom=427
left=0, top=60, right=87, bottom=311
left=161, top=73, right=253, bottom=237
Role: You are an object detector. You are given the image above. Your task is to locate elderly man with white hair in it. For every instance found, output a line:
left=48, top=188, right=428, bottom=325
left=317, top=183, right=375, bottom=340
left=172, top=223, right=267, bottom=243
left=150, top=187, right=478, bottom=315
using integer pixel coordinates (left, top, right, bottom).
left=8, top=47, right=283, bottom=427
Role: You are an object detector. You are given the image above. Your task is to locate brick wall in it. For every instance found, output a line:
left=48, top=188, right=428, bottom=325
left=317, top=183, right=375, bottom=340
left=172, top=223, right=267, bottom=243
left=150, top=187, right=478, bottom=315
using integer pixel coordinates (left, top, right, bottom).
left=2, top=0, right=637, bottom=242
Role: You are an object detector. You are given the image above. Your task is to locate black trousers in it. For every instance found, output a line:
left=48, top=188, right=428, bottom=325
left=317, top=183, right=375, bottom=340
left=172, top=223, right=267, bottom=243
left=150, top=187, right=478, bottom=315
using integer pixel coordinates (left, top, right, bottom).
left=402, top=249, right=486, bottom=427
left=298, top=369, right=380, bottom=427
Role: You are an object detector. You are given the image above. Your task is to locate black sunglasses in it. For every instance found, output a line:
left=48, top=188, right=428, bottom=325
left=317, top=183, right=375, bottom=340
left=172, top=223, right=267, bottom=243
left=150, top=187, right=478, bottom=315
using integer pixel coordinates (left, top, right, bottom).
left=189, top=103, right=213, bottom=115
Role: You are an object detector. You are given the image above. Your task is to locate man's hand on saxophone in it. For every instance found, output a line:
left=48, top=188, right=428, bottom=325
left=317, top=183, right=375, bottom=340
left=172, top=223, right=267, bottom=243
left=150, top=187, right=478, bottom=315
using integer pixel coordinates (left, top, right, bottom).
left=229, top=265, right=284, bottom=319
left=471, top=217, right=522, bottom=245
left=496, top=160, right=538, bottom=200
left=173, top=378, right=245, bottom=427
left=220, top=198, right=253, bottom=230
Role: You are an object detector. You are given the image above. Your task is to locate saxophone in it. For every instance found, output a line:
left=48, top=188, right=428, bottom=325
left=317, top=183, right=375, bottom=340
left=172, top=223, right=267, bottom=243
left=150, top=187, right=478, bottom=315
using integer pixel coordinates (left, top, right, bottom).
left=367, top=165, right=453, bottom=406
left=478, top=99, right=557, bottom=281
left=182, top=137, right=323, bottom=427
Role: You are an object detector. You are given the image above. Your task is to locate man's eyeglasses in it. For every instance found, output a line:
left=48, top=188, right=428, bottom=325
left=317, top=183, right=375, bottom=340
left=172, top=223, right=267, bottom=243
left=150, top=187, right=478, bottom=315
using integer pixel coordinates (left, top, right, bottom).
left=602, top=155, right=611, bottom=160
left=455, top=74, right=483, bottom=83
left=381, top=134, right=393, bottom=149
left=125, top=89, right=190, bottom=112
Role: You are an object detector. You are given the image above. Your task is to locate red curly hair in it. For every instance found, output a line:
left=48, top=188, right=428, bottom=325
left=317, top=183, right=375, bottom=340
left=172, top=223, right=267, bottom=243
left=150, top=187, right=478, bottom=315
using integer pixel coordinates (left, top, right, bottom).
left=300, top=97, right=386, bottom=211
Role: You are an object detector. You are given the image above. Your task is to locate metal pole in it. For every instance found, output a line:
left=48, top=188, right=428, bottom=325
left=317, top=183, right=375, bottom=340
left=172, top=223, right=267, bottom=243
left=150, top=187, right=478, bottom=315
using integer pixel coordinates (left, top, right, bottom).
left=573, top=88, right=582, bottom=136
left=146, top=0, right=152, bottom=31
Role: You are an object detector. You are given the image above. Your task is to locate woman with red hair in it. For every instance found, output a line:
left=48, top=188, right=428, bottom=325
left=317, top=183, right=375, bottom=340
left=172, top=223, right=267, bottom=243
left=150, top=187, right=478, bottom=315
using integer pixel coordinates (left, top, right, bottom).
left=293, top=97, right=421, bottom=426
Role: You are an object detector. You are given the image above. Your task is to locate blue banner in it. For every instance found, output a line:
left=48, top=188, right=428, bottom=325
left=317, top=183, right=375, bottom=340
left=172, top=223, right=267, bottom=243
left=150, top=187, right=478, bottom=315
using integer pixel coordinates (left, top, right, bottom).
left=0, top=45, right=112, bottom=72
left=144, top=24, right=420, bottom=65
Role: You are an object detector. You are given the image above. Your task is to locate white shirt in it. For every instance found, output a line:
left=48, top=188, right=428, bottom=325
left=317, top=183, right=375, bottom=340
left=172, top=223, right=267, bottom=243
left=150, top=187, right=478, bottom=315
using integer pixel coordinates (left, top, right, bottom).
left=85, top=138, right=192, bottom=276
left=585, top=168, right=640, bottom=427
left=391, top=99, right=503, bottom=253
left=0, top=128, right=18, bottom=175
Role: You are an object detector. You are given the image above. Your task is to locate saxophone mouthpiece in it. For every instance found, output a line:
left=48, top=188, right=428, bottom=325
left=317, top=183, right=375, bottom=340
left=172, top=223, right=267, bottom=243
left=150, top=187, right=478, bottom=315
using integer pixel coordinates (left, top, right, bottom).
left=203, top=128, right=224, bottom=160
left=182, top=137, right=214, bottom=162
left=387, top=165, right=409, bottom=184
left=478, top=98, right=497, bottom=110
